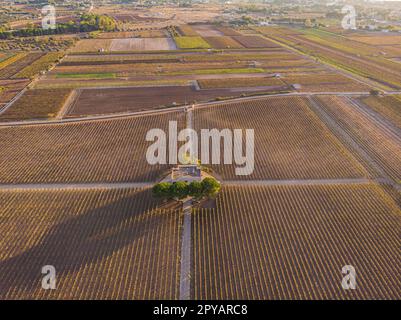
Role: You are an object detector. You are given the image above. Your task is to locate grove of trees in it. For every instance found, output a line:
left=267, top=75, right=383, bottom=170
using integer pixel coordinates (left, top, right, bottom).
left=152, top=178, right=221, bottom=201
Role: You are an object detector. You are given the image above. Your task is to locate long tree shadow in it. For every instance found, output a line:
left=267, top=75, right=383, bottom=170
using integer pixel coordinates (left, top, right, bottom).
left=0, top=189, right=182, bottom=298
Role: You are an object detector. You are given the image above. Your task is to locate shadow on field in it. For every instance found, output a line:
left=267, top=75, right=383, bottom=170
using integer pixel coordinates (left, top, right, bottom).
left=0, top=189, right=182, bottom=298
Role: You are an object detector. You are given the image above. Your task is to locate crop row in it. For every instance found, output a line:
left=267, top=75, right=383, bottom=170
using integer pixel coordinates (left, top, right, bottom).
left=315, top=96, right=401, bottom=182
left=192, top=184, right=401, bottom=299
left=0, top=88, right=72, bottom=121
left=193, top=96, right=368, bottom=180
left=0, top=53, right=44, bottom=79
left=0, top=111, right=185, bottom=183
left=13, top=52, right=64, bottom=79
left=0, top=188, right=182, bottom=299
left=359, top=95, right=401, bottom=129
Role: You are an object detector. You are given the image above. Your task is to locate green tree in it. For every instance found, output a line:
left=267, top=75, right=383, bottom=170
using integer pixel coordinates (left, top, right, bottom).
left=201, top=178, right=221, bottom=198
left=170, top=181, right=189, bottom=200
left=152, top=182, right=172, bottom=199
left=188, top=181, right=203, bottom=199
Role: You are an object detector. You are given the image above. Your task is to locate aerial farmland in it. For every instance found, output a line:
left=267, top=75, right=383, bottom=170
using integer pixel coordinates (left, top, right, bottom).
left=0, top=0, right=400, bottom=304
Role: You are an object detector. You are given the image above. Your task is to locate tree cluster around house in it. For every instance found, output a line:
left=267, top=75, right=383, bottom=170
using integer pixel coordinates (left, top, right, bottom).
left=152, top=177, right=221, bottom=201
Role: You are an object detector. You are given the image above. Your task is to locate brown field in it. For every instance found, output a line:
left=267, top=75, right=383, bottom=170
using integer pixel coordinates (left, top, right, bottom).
left=0, top=89, right=72, bottom=121
left=71, top=39, right=113, bottom=53
left=203, top=36, right=243, bottom=49
left=198, top=77, right=286, bottom=89
left=194, top=97, right=368, bottom=180
left=62, top=54, right=180, bottom=64
left=0, top=188, right=182, bottom=299
left=315, top=96, right=401, bottom=182
left=215, top=26, right=242, bottom=36
left=232, top=35, right=280, bottom=48
left=109, top=38, right=177, bottom=51
left=98, top=30, right=167, bottom=38
left=176, top=25, right=199, bottom=36
left=348, top=35, right=401, bottom=46
left=0, top=52, right=44, bottom=79
left=359, top=95, right=401, bottom=129
left=0, top=112, right=185, bottom=183
left=192, top=25, right=224, bottom=37
left=281, top=74, right=371, bottom=92
left=0, top=79, right=30, bottom=104
left=193, top=184, right=401, bottom=299
left=68, top=85, right=282, bottom=116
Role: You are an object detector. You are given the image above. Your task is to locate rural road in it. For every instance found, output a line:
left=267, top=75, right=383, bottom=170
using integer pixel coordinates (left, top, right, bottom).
left=179, top=197, right=193, bottom=300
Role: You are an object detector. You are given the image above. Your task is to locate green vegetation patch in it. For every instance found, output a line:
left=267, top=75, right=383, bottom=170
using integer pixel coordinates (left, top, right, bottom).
left=173, top=36, right=211, bottom=49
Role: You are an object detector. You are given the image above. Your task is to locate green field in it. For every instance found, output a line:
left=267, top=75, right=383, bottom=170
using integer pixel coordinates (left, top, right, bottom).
left=174, top=36, right=211, bottom=49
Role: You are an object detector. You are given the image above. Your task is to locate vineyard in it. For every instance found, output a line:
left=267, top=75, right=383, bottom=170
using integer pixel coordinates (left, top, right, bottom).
left=0, top=52, right=44, bottom=79
left=315, top=96, right=401, bottom=182
left=281, top=74, right=371, bottom=92
left=0, top=79, right=30, bottom=105
left=0, top=111, right=185, bottom=183
left=232, top=35, right=279, bottom=48
left=194, top=97, right=368, bottom=180
left=0, top=89, right=72, bottom=121
left=359, top=95, right=401, bottom=129
left=13, top=52, right=64, bottom=79
left=203, top=36, right=243, bottom=49
left=256, top=26, right=401, bottom=89
left=192, top=184, right=401, bottom=299
left=198, top=77, right=286, bottom=89
left=0, top=188, right=182, bottom=299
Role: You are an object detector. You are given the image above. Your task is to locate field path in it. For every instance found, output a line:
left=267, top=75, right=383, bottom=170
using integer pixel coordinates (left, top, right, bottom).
left=179, top=198, right=192, bottom=300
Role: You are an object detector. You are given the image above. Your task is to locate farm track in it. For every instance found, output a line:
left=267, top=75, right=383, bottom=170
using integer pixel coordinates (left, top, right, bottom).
left=57, top=89, right=81, bottom=120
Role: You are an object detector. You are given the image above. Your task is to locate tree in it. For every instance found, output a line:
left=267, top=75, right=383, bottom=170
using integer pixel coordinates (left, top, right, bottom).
left=170, top=181, right=189, bottom=200
left=201, top=178, right=221, bottom=198
left=152, top=182, right=171, bottom=199
left=188, top=181, right=203, bottom=199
